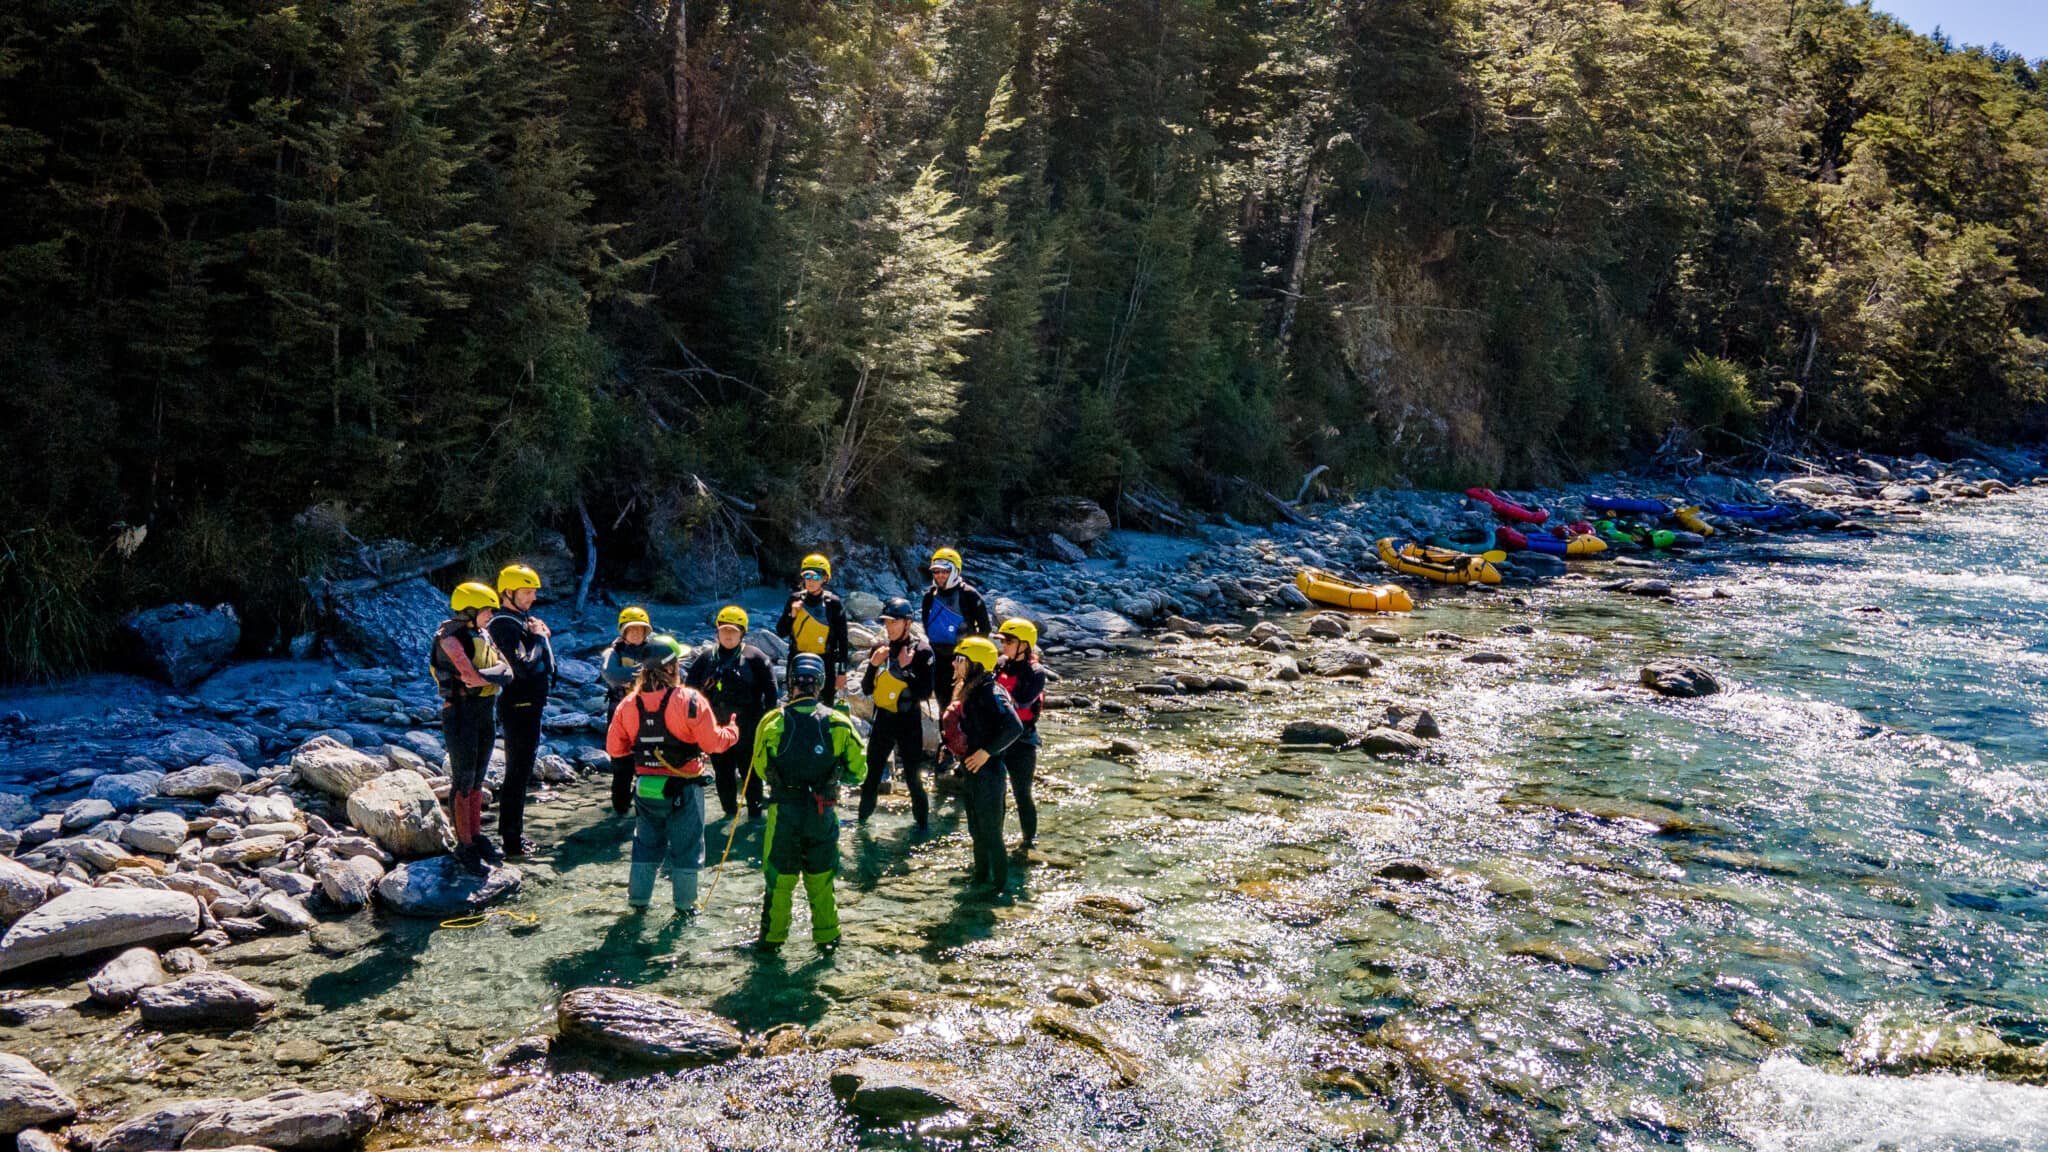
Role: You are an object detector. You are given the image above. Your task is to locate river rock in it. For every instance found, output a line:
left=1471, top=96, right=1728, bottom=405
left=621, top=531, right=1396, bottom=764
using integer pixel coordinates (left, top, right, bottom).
left=322, top=574, right=445, bottom=668
left=1881, top=483, right=1932, bottom=503
left=60, top=799, right=115, bottom=832
left=88, top=772, right=162, bottom=811
left=1843, top=1015, right=2048, bottom=1082
left=829, top=1058, right=991, bottom=1122
left=0, top=888, right=201, bottom=973
left=1269, top=655, right=1302, bottom=682
left=159, top=764, right=245, bottom=800
left=292, top=739, right=384, bottom=799
left=1603, top=578, right=1673, bottom=597
left=317, top=856, right=384, bottom=909
left=0, top=859, right=54, bottom=927
left=556, top=988, right=744, bottom=1065
left=86, top=947, right=169, bottom=1007
left=122, top=603, right=239, bottom=690
left=1358, top=728, right=1425, bottom=756
left=204, top=836, right=291, bottom=868
left=0, top=1055, right=75, bottom=1136
left=344, top=771, right=451, bottom=859
left=82, top=1098, right=241, bottom=1152
left=376, top=856, right=521, bottom=919
left=1037, top=533, right=1087, bottom=565
left=0, top=795, right=36, bottom=832
left=181, top=1089, right=382, bottom=1151
left=1640, top=660, right=1720, bottom=698
left=256, top=891, right=316, bottom=931
left=1030, top=1007, right=1144, bottom=1086
left=1383, top=705, right=1440, bottom=738
left=1774, top=475, right=1856, bottom=497
left=1306, top=614, right=1349, bottom=638
left=1280, top=720, right=1352, bottom=747
left=122, top=812, right=190, bottom=856
left=1011, top=496, right=1112, bottom=545
left=135, top=972, right=277, bottom=1026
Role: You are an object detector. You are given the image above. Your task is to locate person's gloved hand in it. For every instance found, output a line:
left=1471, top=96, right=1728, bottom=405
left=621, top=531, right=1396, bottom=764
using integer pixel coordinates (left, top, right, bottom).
left=479, top=661, right=514, bottom=687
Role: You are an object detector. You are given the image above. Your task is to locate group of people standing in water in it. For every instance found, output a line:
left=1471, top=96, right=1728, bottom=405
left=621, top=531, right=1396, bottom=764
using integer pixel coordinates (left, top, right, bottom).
left=426, top=548, right=1046, bottom=954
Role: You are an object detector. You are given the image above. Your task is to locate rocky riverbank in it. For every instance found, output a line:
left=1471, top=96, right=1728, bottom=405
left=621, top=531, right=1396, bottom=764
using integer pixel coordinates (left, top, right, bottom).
left=0, top=446, right=2043, bottom=1150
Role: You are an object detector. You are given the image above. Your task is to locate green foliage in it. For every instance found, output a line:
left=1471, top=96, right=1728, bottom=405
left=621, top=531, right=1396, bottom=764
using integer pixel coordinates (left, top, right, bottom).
left=2, top=0, right=2046, bottom=668
left=0, top=531, right=104, bottom=683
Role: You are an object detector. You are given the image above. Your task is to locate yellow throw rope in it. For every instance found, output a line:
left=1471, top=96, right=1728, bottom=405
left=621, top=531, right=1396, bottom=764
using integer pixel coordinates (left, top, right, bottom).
left=697, top=758, right=758, bottom=913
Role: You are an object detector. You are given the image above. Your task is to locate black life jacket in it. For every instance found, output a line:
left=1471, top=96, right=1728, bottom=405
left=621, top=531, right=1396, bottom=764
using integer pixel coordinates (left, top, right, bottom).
left=773, top=705, right=839, bottom=796
left=633, top=689, right=704, bottom=776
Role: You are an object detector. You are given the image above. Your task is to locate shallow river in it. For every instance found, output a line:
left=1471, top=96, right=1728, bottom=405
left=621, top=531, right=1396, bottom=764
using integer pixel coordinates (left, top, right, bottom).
left=20, top=490, right=2048, bottom=1150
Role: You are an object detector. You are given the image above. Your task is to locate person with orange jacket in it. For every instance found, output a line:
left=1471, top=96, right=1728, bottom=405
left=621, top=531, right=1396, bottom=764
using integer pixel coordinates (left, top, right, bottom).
left=604, top=635, right=739, bottom=913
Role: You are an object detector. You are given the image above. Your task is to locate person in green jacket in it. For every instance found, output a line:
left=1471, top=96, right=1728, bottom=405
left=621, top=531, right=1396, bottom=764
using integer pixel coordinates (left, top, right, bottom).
left=752, top=653, right=866, bottom=953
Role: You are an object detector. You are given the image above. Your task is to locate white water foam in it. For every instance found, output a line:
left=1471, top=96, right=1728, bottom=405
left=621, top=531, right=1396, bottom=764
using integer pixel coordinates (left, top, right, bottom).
left=1713, top=1055, right=2048, bottom=1152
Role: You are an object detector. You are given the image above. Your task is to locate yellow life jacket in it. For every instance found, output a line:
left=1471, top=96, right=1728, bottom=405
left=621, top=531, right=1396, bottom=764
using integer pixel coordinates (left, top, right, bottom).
left=872, top=664, right=910, bottom=712
left=790, top=602, right=831, bottom=655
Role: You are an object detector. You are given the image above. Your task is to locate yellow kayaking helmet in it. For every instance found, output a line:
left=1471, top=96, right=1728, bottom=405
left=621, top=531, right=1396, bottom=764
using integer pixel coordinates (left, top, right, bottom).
left=997, top=618, right=1038, bottom=648
left=450, top=582, right=499, bottom=614
left=929, top=546, right=963, bottom=572
left=954, top=635, right=1000, bottom=672
left=497, top=563, right=542, bottom=594
left=800, top=553, right=832, bottom=580
left=617, top=606, right=651, bottom=629
left=716, top=605, right=750, bottom=630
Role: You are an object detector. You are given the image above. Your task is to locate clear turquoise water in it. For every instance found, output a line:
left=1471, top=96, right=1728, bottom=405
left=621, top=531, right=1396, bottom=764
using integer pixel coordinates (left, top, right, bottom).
left=38, top=490, right=2048, bottom=1150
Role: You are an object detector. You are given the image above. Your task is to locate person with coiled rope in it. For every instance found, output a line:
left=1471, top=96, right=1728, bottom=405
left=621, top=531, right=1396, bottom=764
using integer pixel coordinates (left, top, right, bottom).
left=686, top=605, right=779, bottom=821
left=428, top=583, right=514, bottom=875
left=994, top=618, right=1046, bottom=852
left=753, top=654, right=866, bottom=953
left=605, top=636, right=739, bottom=914
left=856, top=597, right=935, bottom=831
left=775, top=553, right=850, bottom=707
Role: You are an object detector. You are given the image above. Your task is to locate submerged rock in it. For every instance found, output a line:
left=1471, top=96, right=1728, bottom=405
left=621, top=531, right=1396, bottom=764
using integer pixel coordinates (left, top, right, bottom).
left=829, top=1058, right=995, bottom=1123
left=181, top=1089, right=382, bottom=1151
left=0, top=1055, right=76, bottom=1136
left=555, top=988, right=744, bottom=1065
left=1280, top=720, right=1352, bottom=747
left=1640, top=660, right=1720, bottom=698
left=1844, top=1015, right=2048, bottom=1083
left=1358, top=728, right=1425, bottom=756
left=135, top=972, right=278, bottom=1026
left=1030, top=1007, right=1144, bottom=1086
left=1383, top=705, right=1440, bottom=739
left=376, top=856, right=522, bottom=919
left=0, top=888, right=201, bottom=974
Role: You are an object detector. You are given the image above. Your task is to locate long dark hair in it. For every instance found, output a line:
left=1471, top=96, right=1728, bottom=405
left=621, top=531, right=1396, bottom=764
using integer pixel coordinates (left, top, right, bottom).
left=951, top=660, right=986, bottom=706
left=630, top=661, right=679, bottom=696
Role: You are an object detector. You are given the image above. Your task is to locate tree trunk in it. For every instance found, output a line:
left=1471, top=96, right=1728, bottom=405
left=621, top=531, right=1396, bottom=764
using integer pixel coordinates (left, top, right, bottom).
left=750, top=115, right=778, bottom=196
left=1277, top=162, right=1322, bottom=345
left=668, top=0, right=689, bottom=162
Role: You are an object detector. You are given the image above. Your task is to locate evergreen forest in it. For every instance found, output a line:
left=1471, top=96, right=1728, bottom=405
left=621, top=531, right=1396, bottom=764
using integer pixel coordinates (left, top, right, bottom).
left=3, top=0, right=2046, bottom=678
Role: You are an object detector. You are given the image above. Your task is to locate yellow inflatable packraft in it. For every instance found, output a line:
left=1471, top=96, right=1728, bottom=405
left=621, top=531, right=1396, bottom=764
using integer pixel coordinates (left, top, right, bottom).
left=1296, top=568, right=1416, bottom=613
left=1377, top=538, right=1502, bottom=585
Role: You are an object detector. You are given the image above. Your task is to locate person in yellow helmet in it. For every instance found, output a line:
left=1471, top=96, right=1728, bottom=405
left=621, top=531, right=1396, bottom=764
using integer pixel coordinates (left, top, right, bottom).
left=685, top=605, right=779, bottom=821
left=775, top=553, right=850, bottom=707
left=944, top=635, right=1024, bottom=894
left=428, top=582, right=514, bottom=875
left=994, top=618, right=1047, bottom=851
left=601, top=606, right=656, bottom=718
left=484, top=563, right=555, bottom=860
left=922, top=547, right=992, bottom=770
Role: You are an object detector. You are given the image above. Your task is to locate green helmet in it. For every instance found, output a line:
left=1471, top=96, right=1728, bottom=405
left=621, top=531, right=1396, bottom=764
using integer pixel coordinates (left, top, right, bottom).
left=649, top=635, right=684, bottom=667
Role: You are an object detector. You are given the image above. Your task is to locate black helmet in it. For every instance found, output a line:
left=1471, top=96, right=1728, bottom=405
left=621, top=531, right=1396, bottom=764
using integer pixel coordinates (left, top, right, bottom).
left=880, top=597, right=915, bottom=621
left=790, top=652, right=826, bottom=691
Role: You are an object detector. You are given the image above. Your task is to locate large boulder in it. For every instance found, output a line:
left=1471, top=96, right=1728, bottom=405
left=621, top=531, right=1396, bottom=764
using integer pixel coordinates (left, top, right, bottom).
left=316, top=856, right=384, bottom=909
left=144, top=729, right=239, bottom=771
left=0, top=888, right=201, bottom=974
left=344, top=772, right=451, bottom=859
left=0, top=859, right=54, bottom=927
left=555, top=988, right=744, bottom=1065
left=376, top=856, right=521, bottom=919
left=181, top=1089, right=382, bottom=1151
left=122, top=603, right=239, bottom=690
left=1010, top=496, right=1112, bottom=545
left=135, top=972, right=277, bottom=1027
left=0, top=1055, right=76, bottom=1136
left=0, top=793, right=37, bottom=831
left=86, top=947, right=169, bottom=1007
left=321, top=575, right=444, bottom=668
left=77, top=1098, right=240, bottom=1152
left=88, top=771, right=163, bottom=811
left=1641, top=660, right=1720, bottom=698
left=292, top=738, right=384, bottom=799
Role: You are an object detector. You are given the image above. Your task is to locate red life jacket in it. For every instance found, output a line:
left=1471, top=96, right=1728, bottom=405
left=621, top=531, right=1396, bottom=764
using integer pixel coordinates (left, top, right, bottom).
left=996, top=668, right=1039, bottom=724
